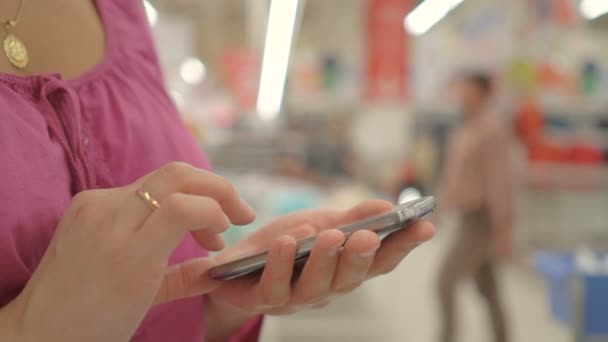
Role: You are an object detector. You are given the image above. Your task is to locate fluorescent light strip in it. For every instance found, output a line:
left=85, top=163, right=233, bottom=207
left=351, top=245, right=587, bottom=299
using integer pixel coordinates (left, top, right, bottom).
left=580, top=0, right=608, bottom=20
left=257, top=0, right=300, bottom=121
left=143, top=0, right=158, bottom=27
left=405, top=0, right=464, bottom=36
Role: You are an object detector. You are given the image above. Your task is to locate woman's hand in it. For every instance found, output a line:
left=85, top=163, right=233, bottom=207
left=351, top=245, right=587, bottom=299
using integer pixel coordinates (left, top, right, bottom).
left=208, top=200, right=435, bottom=317
left=9, top=162, right=255, bottom=342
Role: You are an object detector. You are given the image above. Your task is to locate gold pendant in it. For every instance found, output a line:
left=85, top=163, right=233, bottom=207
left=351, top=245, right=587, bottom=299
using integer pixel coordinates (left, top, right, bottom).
left=3, top=33, right=28, bottom=69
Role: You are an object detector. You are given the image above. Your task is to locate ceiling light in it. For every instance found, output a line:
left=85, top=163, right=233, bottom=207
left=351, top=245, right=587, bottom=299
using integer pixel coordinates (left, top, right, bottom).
left=180, top=57, right=206, bottom=85
left=143, top=0, right=159, bottom=27
left=257, top=0, right=300, bottom=121
left=580, top=0, right=608, bottom=20
left=404, top=0, right=464, bottom=36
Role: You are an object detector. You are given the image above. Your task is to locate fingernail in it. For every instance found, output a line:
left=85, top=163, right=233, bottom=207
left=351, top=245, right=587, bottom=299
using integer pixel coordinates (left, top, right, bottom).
left=356, top=244, right=380, bottom=260
left=280, top=239, right=296, bottom=259
left=240, top=198, right=254, bottom=212
left=358, top=248, right=379, bottom=259
left=328, top=244, right=342, bottom=257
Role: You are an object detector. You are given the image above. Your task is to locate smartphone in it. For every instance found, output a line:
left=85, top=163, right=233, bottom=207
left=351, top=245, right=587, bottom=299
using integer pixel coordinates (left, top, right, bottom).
left=209, top=196, right=436, bottom=280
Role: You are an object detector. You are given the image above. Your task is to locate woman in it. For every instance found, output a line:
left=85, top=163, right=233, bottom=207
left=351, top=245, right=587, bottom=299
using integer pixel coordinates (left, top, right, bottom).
left=0, top=1, right=435, bottom=341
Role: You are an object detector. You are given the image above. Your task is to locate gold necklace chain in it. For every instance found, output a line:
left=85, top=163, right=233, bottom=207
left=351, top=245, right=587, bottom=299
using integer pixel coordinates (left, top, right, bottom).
left=2, top=0, right=28, bottom=69
left=1, top=0, right=25, bottom=30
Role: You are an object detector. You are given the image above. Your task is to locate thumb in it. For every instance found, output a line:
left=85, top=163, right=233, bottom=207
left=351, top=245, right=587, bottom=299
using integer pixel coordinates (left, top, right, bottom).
left=341, top=199, right=394, bottom=224
left=154, top=258, right=221, bottom=305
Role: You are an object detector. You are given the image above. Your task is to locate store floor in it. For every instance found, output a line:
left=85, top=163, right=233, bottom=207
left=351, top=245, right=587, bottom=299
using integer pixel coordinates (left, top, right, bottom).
left=260, top=220, right=570, bottom=342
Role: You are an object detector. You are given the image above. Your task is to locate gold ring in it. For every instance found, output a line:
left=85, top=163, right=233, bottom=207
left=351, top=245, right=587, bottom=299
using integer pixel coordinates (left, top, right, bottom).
left=137, top=190, right=160, bottom=210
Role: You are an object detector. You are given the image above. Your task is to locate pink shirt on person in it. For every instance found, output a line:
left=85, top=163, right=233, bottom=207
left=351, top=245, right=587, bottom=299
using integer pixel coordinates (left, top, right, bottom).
left=0, top=0, right=260, bottom=340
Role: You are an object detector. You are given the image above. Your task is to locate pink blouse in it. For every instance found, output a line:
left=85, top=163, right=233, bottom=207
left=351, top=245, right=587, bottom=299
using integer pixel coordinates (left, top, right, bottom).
left=0, top=1, right=260, bottom=341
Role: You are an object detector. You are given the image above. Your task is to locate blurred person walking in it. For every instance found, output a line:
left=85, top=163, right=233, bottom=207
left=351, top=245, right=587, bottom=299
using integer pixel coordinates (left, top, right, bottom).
left=436, top=73, right=514, bottom=342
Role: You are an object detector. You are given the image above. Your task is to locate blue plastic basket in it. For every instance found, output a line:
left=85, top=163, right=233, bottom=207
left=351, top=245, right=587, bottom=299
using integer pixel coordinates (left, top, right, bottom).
left=534, top=252, right=608, bottom=336
left=534, top=252, right=573, bottom=324
left=580, top=275, right=608, bottom=335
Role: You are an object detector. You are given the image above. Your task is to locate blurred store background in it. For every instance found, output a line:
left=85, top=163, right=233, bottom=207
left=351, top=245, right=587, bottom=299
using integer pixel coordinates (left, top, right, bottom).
left=146, top=0, right=608, bottom=341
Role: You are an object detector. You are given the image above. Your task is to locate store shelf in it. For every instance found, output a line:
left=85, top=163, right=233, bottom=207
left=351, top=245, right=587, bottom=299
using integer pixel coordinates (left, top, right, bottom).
left=205, top=143, right=280, bottom=173
left=518, top=164, right=608, bottom=251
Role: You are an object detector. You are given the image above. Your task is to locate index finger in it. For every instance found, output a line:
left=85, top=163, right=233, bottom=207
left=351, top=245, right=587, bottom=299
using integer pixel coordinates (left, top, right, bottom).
left=124, top=162, right=255, bottom=228
left=154, top=162, right=255, bottom=225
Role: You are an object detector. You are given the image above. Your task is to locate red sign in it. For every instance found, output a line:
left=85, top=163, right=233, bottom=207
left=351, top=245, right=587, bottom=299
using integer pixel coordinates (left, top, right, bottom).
left=555, top=0, right=576, bottom=27
left=221, top=49, right=259, bottom=111
left=365, top=0, right=412, bottom=103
